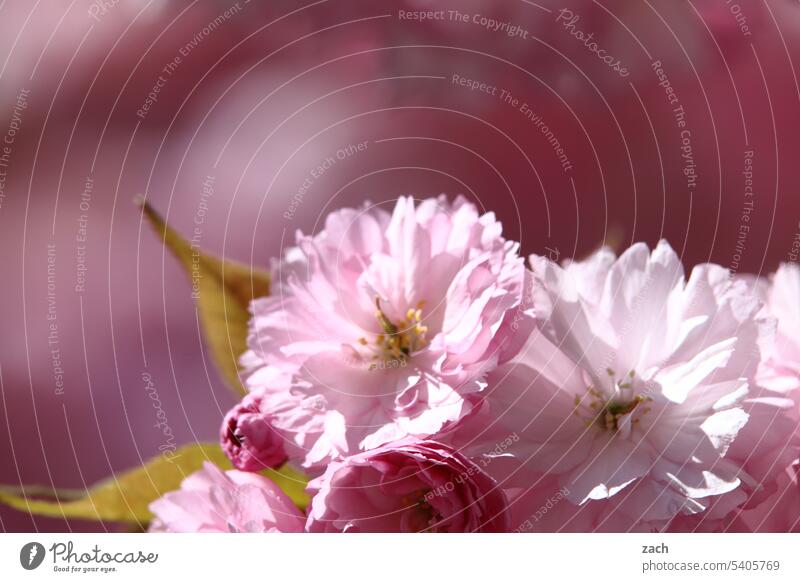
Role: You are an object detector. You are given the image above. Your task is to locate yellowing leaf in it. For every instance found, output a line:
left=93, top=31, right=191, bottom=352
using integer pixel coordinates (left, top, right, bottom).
left=0, top=443, right=230, bottom=525
left=0, top=443, right=310, bottom=525
left=137, top=197, right=270, bottom=396
left=263, top=464, right=311, bottom=510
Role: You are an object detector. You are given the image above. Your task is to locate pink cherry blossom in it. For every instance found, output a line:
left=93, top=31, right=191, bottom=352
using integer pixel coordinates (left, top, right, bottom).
left=305, top=439, right=509, bottom=532
left=221, top=393, right=288, bottom=472
left=241, top=196, right=533, bottom=468
left=148, top=462, right=304, bottom=532
left=468, top=241, right=794, bottom=531
left=732, top=463, right=800, bottom=532
left=724, top=384, right=800, bottom=512
left=757, top=263, right=800, bottom=396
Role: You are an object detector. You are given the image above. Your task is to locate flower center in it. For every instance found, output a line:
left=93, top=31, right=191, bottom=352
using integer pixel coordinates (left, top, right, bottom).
left=573, top=369, right=653, bottom=433
left=400, top=488, right=438, bottom=532
left=358, top=297, right=428, bottom=370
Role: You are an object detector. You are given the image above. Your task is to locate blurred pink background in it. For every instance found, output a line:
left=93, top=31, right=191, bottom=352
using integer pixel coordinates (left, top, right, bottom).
left=1, top=0, right=799, bottom=531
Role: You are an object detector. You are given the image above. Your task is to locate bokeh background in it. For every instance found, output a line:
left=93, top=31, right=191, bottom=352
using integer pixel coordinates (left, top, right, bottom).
left=1, top=0, right=799, bottom=531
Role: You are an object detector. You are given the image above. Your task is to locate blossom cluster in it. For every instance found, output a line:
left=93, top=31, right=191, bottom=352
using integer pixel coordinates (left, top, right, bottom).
left=150, top=197, right=800, bottom=532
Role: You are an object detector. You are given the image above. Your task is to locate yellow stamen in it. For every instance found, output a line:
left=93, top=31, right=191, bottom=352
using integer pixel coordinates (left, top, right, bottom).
left=362, top=296, right=429, bottom=368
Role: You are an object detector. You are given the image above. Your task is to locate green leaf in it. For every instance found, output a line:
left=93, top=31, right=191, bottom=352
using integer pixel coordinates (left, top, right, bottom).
left=136, top=197, right=270, bottom=396
left=0, top=443, right=310, bottom=525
